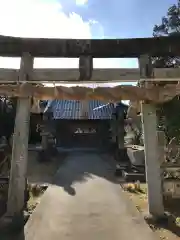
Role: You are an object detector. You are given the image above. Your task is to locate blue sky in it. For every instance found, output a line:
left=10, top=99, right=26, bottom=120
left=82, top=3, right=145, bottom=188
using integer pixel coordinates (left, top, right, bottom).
left=61, top=0, right=176, bottom=38
left=0, top=0, right=177, bottom=70
left=59, top=0, right=177, bottom=69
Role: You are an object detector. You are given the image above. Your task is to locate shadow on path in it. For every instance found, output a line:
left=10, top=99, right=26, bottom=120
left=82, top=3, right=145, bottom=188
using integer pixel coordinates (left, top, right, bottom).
left=53, top=151, right=117, bottom=195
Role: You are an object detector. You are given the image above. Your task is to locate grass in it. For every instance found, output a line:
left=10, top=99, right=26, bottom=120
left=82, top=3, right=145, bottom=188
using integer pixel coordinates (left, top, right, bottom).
left=0, top=184, right=47, bottom=240
left=122, top=182, right=180, bottom=240
left=27, top=184, right=48, bottom=214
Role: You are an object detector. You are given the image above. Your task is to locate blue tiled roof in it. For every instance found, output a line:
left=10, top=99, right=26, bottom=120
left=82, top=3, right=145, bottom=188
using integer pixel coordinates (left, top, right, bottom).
left=44, top=100, right=115, bottom=120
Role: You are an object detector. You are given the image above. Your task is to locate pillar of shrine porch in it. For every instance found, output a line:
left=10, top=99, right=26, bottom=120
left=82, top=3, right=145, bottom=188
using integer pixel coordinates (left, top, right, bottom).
left=41, top=113, right=49, bottom=151
left=117, top=110, right=126, bottom=162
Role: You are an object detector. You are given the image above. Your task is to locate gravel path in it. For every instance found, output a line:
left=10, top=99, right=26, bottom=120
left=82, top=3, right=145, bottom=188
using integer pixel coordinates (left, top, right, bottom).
left=24, top=152, right=157, bottom=240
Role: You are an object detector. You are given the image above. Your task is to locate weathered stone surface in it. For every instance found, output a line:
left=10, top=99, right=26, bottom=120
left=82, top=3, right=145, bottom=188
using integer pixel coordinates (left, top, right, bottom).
left=127, top=146, right=145, bottom=166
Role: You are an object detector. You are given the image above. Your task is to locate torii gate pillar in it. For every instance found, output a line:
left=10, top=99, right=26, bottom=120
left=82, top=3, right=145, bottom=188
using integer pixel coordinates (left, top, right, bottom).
left=139, top=55, right=164, bottom=217
left=6, top=53, right=33, bottom=221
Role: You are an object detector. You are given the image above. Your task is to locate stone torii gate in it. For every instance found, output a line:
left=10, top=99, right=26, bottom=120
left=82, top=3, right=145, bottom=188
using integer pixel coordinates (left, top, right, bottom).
left=0, top=35, right=180, bottom=223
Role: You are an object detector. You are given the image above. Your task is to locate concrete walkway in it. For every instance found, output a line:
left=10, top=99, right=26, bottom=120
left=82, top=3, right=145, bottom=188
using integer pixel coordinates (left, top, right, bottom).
left=24, top=152, right=157, bottom=240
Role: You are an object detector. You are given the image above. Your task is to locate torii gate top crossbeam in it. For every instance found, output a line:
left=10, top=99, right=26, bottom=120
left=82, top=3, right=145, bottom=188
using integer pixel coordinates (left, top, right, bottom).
left=0, top=35, right=180, bottom=57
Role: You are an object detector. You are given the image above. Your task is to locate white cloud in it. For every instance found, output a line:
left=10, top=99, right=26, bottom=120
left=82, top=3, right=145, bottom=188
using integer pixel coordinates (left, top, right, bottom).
left=0, top=0, right=134, bottom=105
left=0, top=0, right=137, bottom=96
left=0, top=0, right=90, bottom=38
left=0, top=0, right=96, bottom=68
left=75, top=0, right=88, bottom=6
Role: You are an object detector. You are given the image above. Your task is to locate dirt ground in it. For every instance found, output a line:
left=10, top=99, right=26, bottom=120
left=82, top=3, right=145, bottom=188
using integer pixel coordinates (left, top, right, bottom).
left=122, top=183, right=180, bottom=240
left=0, top=150, right=63, bottom=218
left=27, top=150, right=65, bottom=184
left=27, top=150, right=67, bottom=212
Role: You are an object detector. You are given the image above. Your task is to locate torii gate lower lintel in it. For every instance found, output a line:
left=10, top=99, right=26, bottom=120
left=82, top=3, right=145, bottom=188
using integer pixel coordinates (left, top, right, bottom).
left=3, top=36, right=180, bottom=222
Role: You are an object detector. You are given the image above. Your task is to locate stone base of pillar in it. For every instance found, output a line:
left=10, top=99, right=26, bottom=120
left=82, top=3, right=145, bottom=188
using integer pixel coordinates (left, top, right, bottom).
left=0, top=210, right=30, bottom=233
left=144, top=212, right=169, bottom=225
